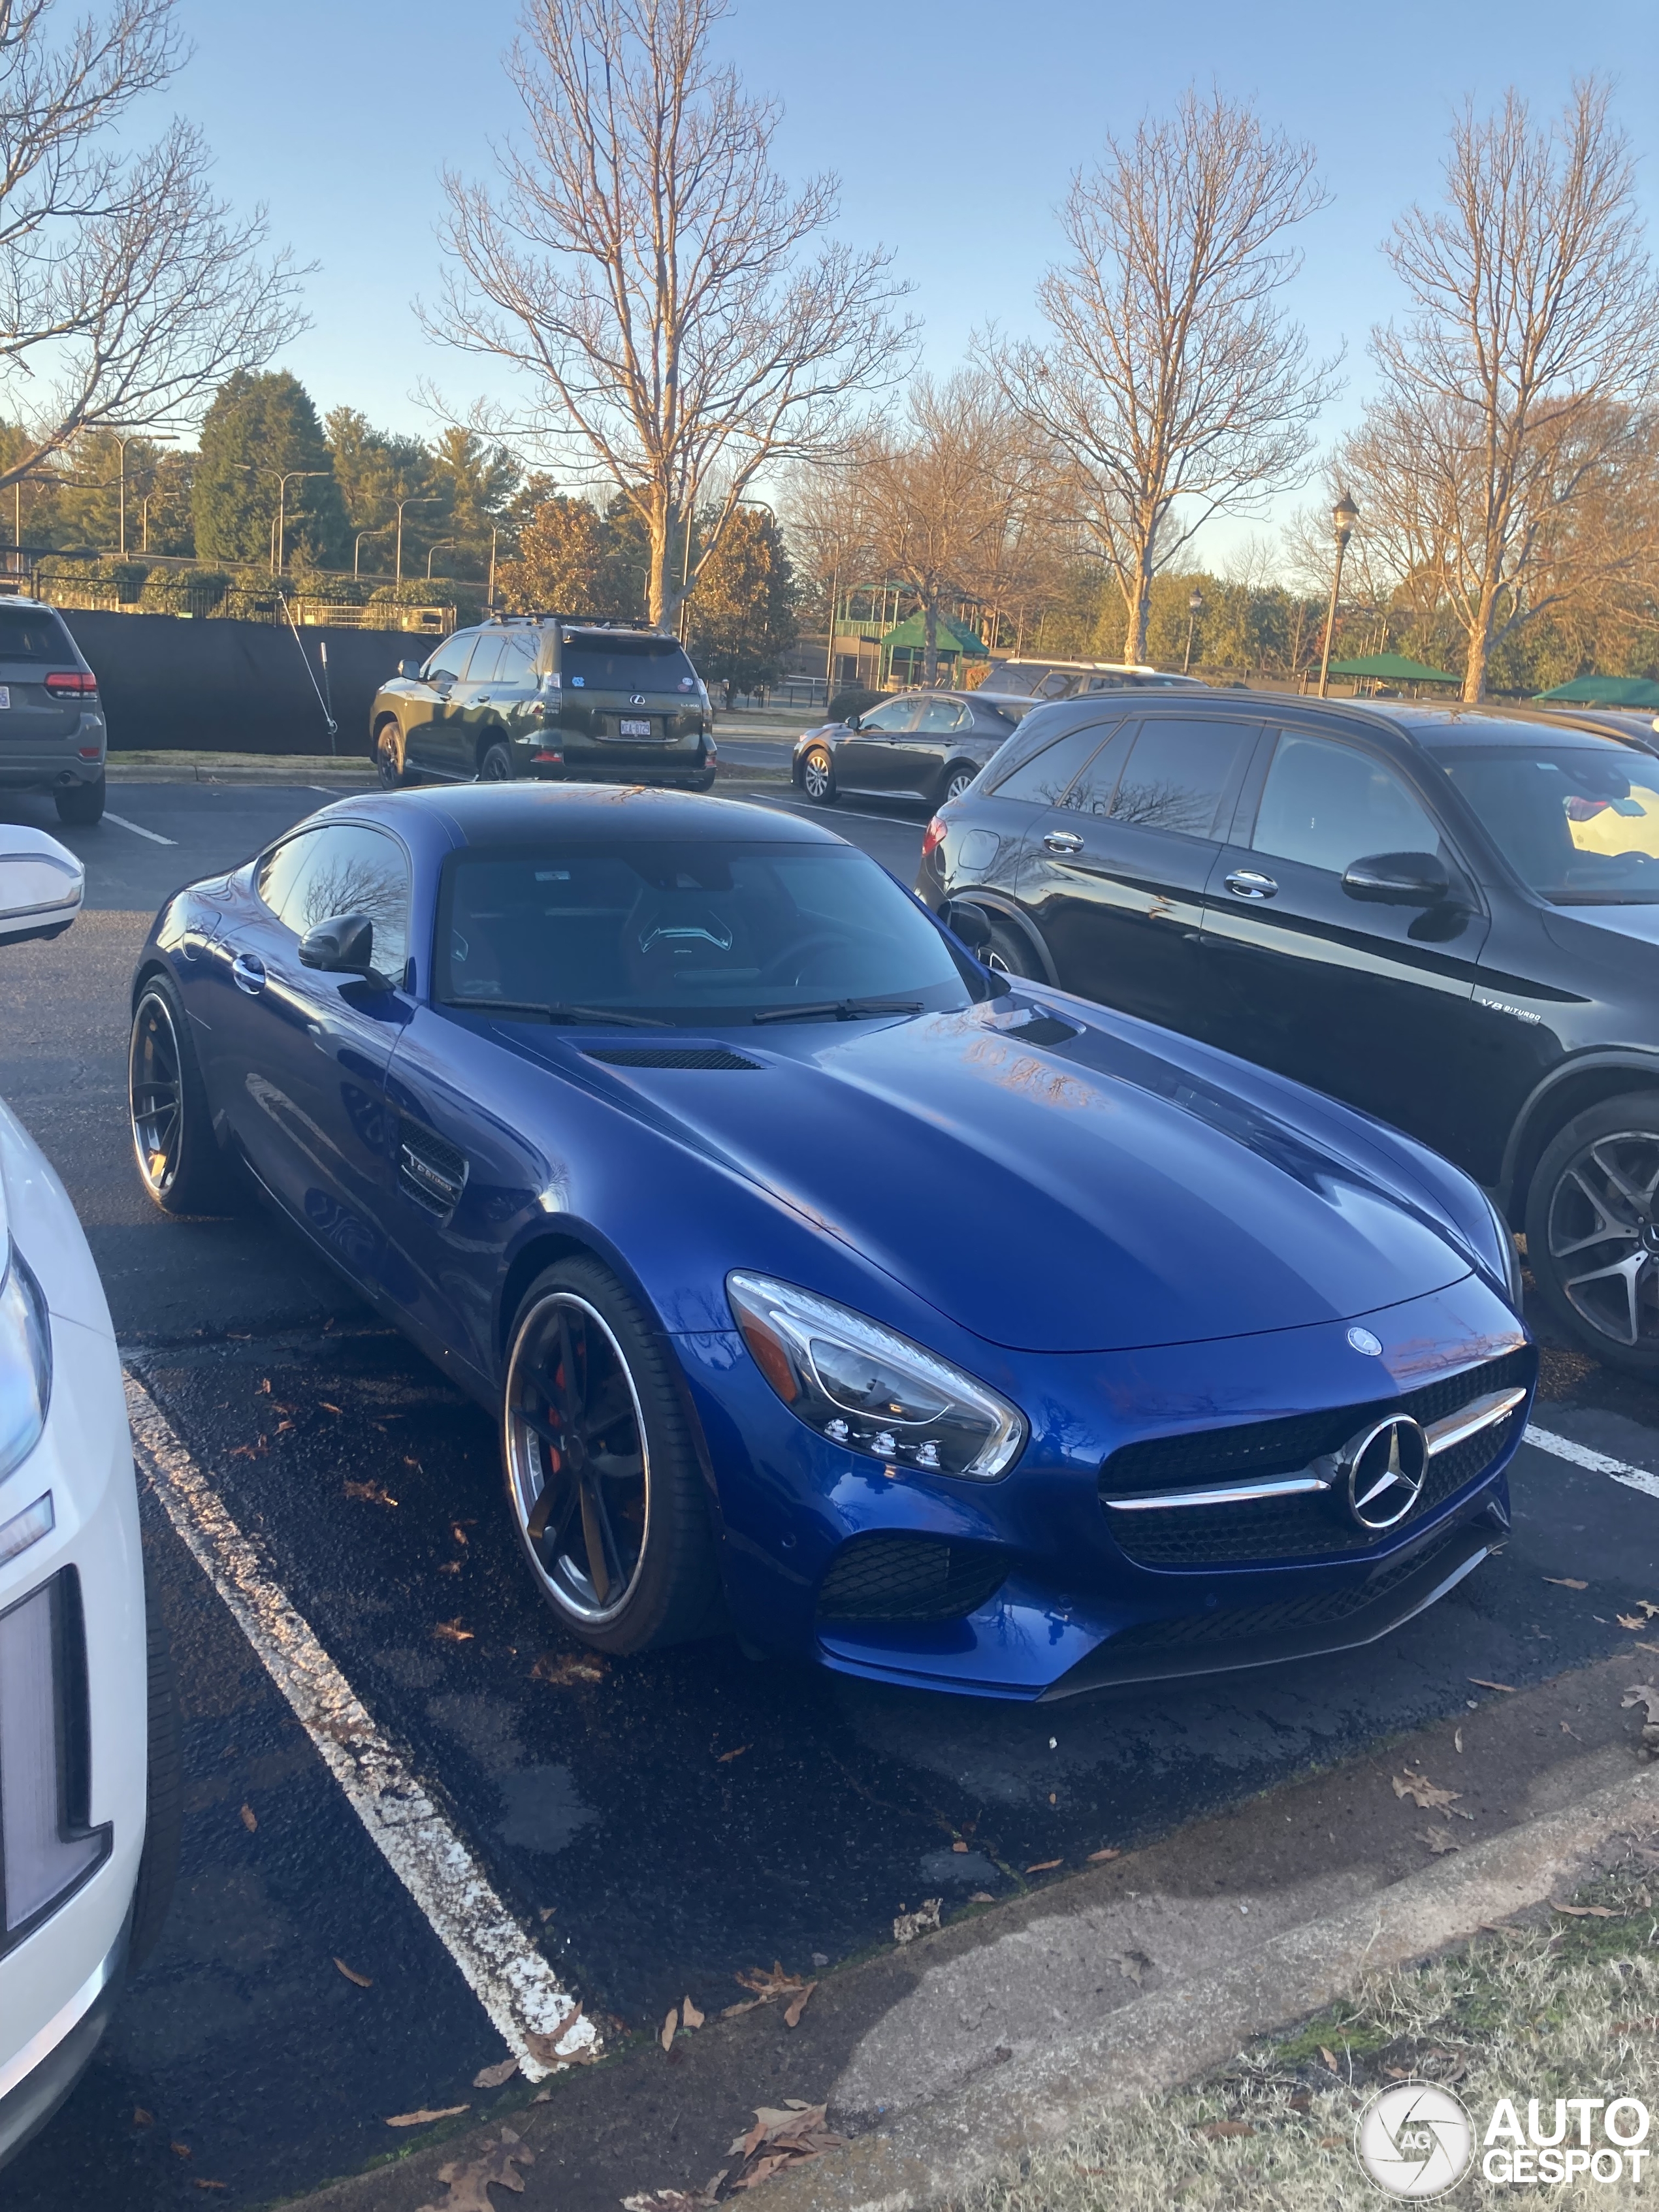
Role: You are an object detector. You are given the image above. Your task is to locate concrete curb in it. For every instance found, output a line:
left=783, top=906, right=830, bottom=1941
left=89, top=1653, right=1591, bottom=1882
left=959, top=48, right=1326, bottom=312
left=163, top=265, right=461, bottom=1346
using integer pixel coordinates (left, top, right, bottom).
left=764, top=1759, right=1658, bottom=2212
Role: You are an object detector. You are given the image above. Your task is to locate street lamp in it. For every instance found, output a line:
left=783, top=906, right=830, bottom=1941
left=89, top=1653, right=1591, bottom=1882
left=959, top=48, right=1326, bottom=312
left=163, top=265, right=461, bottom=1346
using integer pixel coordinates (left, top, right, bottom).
left=115, top=432, right=176, bottom=557
left=394, top=494, right=438, bottom=586
left=426, top=540, right=456, bottom=582
left=486, top=524, right=499, bottom=611
left=355, top=524, right=392, bottom=579
left=1184, top=588, right=1204, bottom=676
left=1317, top=492, right=1360, bottom=698
left=272, top=469, right=327, bottom=576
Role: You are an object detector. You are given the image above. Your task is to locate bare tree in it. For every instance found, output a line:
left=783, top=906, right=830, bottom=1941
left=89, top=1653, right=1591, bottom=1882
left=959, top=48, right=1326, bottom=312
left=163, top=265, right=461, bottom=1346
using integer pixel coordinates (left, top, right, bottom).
left=991, top=89, right=1338, bottom=665
left=0, top=0, right=304, bottom=494
left=434, top=0, right=915, bottom=631
left=1342, top=80, right=1659, bottom=701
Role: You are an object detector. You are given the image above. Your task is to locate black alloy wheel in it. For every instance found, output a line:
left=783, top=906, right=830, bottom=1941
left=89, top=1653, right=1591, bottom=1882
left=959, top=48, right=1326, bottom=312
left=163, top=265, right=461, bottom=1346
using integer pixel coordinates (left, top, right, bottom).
left=479, top=739, right=515, bottom=782
left=980, top=914, right=1046, bottom=982
left=941, top=763, right=978, bottom=805
left=54, top=773, right=106, bottom=825
left=129, top=975, right=238, bottom=1214
left=800, top=745, right=836, bottom=804
left=1528, top=1093, right=1659, bottom=1374
left=502, top=1257, right=720, bottom=1652
left=374, top=721, right=408, bottom=788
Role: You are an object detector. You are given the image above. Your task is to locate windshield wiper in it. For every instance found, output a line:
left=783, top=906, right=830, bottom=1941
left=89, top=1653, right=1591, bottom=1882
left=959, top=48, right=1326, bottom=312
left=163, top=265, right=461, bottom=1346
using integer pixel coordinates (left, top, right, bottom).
left=751, top=998, right=925, bottom=1026
left=440, top=999, right=668, bottom=1027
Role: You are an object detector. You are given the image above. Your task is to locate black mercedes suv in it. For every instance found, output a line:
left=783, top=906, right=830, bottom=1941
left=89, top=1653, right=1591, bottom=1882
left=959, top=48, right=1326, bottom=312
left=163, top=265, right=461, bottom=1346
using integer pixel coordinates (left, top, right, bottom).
left=918, top=692, right=1659, bottom=1376
left=370, top=617, right=715, bottom=791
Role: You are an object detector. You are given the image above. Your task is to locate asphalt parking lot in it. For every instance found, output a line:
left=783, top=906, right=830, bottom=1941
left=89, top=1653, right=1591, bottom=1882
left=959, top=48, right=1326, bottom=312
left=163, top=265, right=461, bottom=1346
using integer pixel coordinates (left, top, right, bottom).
left=4, top=775, right=1659, bottom=2207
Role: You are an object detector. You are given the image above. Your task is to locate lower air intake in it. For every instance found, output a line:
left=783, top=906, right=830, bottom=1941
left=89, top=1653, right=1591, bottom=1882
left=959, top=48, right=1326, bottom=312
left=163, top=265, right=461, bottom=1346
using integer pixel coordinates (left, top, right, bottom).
left=817, top=1533, right=1007, bottom=1624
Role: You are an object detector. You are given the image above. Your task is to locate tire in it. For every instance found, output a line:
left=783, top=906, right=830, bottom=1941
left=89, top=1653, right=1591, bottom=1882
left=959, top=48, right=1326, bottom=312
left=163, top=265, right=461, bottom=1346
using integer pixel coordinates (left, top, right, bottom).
left=1525, top=1091, right=1659, bottom=1375
left=129, top=973, right=239, bottom=1215
left=799, top=745, right=837, bottom=804
left=374, top=720, right=410, bottom=788
left=501, top=1255, right=720, bottom=1654
left=54, top=773, right=105, bottom=825
left=981, top=914, right=1046, bottom=982
left=129, top=1560, right=181, bottom=1968
left=940, top=762, right=978, bottom=806
left=479, top=739, right=515, bottom=782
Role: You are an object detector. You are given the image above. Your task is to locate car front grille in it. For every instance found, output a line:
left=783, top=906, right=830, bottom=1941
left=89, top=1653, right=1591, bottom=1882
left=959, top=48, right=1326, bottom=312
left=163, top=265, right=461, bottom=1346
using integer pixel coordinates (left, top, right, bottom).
left=817, top=1533, right=1007, bottom=1624
left=1101, top=1348, right=1532, bottom=1569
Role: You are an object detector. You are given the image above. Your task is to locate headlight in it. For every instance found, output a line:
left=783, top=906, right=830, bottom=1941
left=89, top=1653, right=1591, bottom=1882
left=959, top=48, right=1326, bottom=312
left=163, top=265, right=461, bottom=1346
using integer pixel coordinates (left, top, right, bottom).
left=1483, top=1195, right=1524, bottom=1308
left=727, top=1272, right=1027, bottom=1480
left=0, top=1238, right=52, bottom=1483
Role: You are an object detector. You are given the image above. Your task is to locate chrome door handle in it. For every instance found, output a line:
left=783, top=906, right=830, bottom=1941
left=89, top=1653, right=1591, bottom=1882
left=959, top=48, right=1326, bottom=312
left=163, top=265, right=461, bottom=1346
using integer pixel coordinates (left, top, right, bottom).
left=1043, top=830, right=1084, bottom=854
left=231, top=951, right=266, bottom=995
left=1224, top=869, right=1278, bottom=900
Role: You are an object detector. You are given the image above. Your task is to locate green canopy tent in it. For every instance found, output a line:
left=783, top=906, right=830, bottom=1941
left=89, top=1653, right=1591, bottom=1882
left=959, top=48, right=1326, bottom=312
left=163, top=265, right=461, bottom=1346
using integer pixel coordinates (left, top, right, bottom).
left=878, top=611, right=988, bottom=688
left=1324, top=652, right=1459, bottom=690
left=1535, top=676, right=1659, bottom=709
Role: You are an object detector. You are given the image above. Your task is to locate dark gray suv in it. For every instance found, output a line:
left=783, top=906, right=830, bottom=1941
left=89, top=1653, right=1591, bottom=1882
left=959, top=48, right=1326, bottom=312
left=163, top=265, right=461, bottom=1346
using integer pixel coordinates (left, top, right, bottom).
left=0, top=601, right=106, bottom=824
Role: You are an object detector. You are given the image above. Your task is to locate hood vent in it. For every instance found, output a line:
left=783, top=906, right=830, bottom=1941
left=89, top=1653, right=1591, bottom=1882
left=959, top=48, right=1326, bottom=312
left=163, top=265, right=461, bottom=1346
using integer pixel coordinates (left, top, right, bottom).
left=583, top=1044, right=763, bottom=1071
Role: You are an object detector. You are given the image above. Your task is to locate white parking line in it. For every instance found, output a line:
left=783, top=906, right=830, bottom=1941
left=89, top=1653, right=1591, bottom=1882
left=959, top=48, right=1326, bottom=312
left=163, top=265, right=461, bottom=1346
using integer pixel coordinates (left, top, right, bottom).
left=105, top=811, right=178, bottom=846
left=1523, top=1422, right=1659, bottom=1503
left=125, top=1373, right=594, bottom=2077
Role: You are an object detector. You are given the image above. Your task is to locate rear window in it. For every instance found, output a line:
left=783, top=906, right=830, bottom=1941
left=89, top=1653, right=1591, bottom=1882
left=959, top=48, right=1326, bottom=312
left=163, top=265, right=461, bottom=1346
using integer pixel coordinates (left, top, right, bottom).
left=559, top=631, right=700, bottom=694
left=0, top=609, right=74, bottom=662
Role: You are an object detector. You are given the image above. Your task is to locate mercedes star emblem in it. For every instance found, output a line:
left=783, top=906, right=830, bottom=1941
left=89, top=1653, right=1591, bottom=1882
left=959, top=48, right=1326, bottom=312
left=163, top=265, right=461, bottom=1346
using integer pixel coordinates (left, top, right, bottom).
left=1338, top=1415, right=1429, bottom=1531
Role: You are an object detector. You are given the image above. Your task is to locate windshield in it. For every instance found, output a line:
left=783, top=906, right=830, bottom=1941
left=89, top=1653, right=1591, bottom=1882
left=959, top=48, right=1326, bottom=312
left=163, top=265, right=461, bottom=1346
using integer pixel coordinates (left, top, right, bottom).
left=560, top=631, right=700, bottom=695
left=437, top=841, right=977, bottom=1024
left=1429, top=741, right=1659, bottom=904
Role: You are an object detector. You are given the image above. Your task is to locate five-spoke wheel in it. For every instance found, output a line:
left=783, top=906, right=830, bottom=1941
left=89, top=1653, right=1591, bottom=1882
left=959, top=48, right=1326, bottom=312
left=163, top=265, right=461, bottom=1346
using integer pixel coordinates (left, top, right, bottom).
left=1528, top=1095, right=1659, bottom=1373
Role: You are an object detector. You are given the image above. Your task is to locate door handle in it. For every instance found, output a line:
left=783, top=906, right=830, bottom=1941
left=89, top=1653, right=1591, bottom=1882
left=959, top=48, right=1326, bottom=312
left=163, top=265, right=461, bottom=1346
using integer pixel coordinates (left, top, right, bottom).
left=1043, top=830, right=1084, bottom=854
left=1224, top=869, right=1278, bottom=900
left=231, top=951, right=266, bottom=995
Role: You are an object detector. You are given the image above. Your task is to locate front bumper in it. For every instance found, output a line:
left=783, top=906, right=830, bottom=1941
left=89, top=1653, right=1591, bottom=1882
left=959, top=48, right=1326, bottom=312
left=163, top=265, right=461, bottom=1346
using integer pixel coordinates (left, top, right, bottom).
left=0, top=1919, right=125, bottom=2166
left=677, top=1270, right=1532, bottom=1699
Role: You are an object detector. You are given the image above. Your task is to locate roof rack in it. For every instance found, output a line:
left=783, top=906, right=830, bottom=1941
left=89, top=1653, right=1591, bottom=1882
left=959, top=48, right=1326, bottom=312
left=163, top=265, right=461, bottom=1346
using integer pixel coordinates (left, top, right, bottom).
left=483, top=611, right=664, bottom=631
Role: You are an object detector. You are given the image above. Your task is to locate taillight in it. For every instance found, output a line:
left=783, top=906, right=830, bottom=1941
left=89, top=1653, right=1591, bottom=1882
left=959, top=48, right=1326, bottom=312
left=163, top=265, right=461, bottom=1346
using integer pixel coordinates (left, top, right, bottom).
left=921, top=816, right=948, bottom=859
left=44, top=670, right=97, bottom=696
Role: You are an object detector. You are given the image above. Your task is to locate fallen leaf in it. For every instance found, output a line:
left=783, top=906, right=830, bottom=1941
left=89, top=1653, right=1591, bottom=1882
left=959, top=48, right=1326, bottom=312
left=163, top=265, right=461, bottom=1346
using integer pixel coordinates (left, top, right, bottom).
left=1562, top=1721, right=1583, bottom=1739
left=1318, top=2134, right=1346, bottom=2148
left=1552, top=1900, right=1618, bottom=1917
left=1419, top=1827, right=1460, bottom=1855
left=523, top=2019, right=600, bottom=2068
left=783, top=1981, right=816, bottom=2028
left=1196, top=2120, right=1255, bottom=2140
left=1544, top=1577, right=1588, bottom=1590
left=720, top=2104, right=844, bottom=2190
left=1116, top=1951, right=1145, bottom=1984
left=1454, top=1727, right=1464, bottom=1752
left=333, top=1957, right=372, bottom=1987
left=193, top=2183, right=227, bottom=2192
left=434, top=1618, right=474, bottom=1643
left=1319, top=2046, right=1340, bottom=2072
left=951, top=1840, right=969, bottom=1853
left=344, top=1479, right=398, bottom=1506
left=472, top=2058, right=518, bottom=2089
left=1393, top=1766, right=1461, bottom=1812
left=530, top=1651, right=606, bottom=1686
left=660, top=2007, right=679, bottom=2053
left=1385, top=2064, right=1411, bottom=2080
left=733, top=1961, right=808, bottom=2003
left=1619, top=1614, right=1648, bottom=1631
left=276, top=1419, right=293, bottom=1432
left=171, top=2141, right=192, bottom=2158
left=239, top=1802, right=257, bottom=1833
left=319, top=1402, right=342, bottom=1415
left=1469, top=1677, right=1517, bottom=1693
left=1025, top=1858, right=1063, bottom=1872
left=133, top=2109, right=153, bottom=2128
left=715, top=1744, right=751, bottom=1763
left=681, top=1995, right=704, bottom=2030
left=1087, top=1848, right=1121, bottom=1863
left=892, top=1900, right=942, bottom=1945
left=969, top=1891, right=995, bottom=1902
left=1623, top=1686, right=1659, bottom=1723
left=417, top=2126, right=533, bottom=2209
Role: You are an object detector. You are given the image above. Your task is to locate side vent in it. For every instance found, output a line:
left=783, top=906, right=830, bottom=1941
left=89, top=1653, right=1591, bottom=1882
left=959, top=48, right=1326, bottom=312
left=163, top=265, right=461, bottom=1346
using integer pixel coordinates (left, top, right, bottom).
left=398, top=1119, right=468, bottom=1217
left=583, top=1045, right=764, bottom=1071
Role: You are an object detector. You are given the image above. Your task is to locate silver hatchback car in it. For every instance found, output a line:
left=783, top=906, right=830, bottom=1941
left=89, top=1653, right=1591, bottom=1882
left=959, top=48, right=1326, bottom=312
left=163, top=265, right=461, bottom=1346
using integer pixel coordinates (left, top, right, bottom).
left=0, top=601, right=106, bottom=825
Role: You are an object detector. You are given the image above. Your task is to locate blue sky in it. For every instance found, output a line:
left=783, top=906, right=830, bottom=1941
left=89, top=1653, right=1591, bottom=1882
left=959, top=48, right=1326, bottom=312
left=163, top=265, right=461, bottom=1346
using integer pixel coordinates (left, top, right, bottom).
left=171, top=0, right=1656, bottom=541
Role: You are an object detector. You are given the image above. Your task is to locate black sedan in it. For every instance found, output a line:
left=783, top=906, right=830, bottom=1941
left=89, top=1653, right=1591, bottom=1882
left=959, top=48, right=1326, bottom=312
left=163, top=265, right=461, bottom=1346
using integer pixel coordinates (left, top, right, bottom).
left=792, top=690, right=1031, bottom=811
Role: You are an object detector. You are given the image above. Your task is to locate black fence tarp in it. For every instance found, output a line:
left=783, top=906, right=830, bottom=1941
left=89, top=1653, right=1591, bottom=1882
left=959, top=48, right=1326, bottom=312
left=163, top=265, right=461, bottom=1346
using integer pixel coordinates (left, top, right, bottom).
left=53, top=610, right=421, bottom=756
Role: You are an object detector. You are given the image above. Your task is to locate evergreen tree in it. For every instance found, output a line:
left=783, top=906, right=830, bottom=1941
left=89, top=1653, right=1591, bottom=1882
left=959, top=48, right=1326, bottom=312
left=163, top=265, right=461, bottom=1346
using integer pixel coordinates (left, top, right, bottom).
left=498, top=494, right=639, bottom=617
left=195, top=372, right=349, bottom=568
left=685, top=506, right=797, bottom=691
left=325, top=406, right=434, bottom=574
left=428, top=428, right=521, bottom=577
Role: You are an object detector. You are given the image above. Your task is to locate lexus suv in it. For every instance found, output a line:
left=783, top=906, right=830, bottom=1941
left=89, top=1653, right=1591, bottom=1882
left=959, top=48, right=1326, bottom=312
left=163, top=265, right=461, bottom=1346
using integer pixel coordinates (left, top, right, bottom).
left=918, top=692, right=1659, bottom=1377
left=0, top=601, right=106, bottom=825
left=370, top=617, right=715, bottom=792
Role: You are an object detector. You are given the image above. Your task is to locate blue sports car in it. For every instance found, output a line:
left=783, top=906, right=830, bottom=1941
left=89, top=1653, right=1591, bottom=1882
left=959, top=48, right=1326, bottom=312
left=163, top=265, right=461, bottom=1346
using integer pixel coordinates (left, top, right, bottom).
left=127, top=787, right=1534, bottom=1699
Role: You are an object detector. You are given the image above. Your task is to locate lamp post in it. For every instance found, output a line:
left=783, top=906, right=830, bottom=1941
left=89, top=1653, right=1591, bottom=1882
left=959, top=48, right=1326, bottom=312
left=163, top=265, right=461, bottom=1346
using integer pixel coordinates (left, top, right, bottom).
left=394, top=494, right=437, bottom=587
left=1184, top=587, right=1204, bottom=676
left=355, top=525, right=391, bottom=579
left=426, top=540, right=455, bottom=582
left=486, top=524, right=498, bottom=611
left=272, top=469, right=327, bottom=576
left=116, top=432, right=175, bottom=557
left=1317, top=492, right=1360, bottom=698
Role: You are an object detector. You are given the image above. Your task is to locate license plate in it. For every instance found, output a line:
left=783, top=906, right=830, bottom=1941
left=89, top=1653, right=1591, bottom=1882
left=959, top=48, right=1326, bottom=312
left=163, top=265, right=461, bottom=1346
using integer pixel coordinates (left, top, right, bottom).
left=618, top=717, right=651, bottom=737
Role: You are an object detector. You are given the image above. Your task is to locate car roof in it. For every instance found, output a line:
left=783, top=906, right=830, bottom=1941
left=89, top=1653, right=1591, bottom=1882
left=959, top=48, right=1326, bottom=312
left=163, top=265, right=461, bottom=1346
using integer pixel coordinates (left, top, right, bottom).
left=348, top=784, right=847, bottom=848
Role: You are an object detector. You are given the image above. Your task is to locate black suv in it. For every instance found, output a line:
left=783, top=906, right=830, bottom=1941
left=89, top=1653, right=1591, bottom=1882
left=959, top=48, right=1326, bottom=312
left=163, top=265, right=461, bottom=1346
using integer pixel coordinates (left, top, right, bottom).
left=370, top=617, right=715, bottom=791
left=918, top=692, right=1659, bottom=1375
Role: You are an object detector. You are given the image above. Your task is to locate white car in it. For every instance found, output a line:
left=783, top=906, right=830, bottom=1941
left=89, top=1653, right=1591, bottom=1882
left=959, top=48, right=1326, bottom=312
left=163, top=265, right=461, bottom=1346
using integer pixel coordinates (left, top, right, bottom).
left=0, top=824, right=176, bottom=2162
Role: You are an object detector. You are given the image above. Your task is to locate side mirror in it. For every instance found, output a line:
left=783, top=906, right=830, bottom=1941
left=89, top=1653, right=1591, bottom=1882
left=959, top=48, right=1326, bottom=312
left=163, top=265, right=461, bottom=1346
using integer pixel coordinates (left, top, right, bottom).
left=1341, top=851, right=1453, bottom=907
left=941, top=899, right=992, bottom=950
left=844, top=712, right=861, bottom=731
left=298, top=913, right=377, bottom=976
left=0, top=827, right=83, bottom=947
left=398, top=658, right=422, bottom=679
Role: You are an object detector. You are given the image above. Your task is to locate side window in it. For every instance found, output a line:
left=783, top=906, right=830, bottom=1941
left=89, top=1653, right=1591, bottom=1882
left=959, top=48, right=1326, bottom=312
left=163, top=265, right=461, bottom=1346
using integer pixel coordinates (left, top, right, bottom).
left=256, top=829, right=321, bottom=922
left=498, top=632, right=538, bottom=684
left=914, top=697, right=969, bottom=733
left=990, top=721, right=1123, bottom=806
left=268, top=825, right=411, bottom=978
left=858, top=697, right=921, bottom=732
left=425, top=633, right=477, bottom=684
left=465, top=635, right=506, bottom=685
left=1108, top=717, right=1256, bottom=839
left=1058, top=724, right=1136, bottom=814
left=1252, top=733, right=1442, bottom=874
